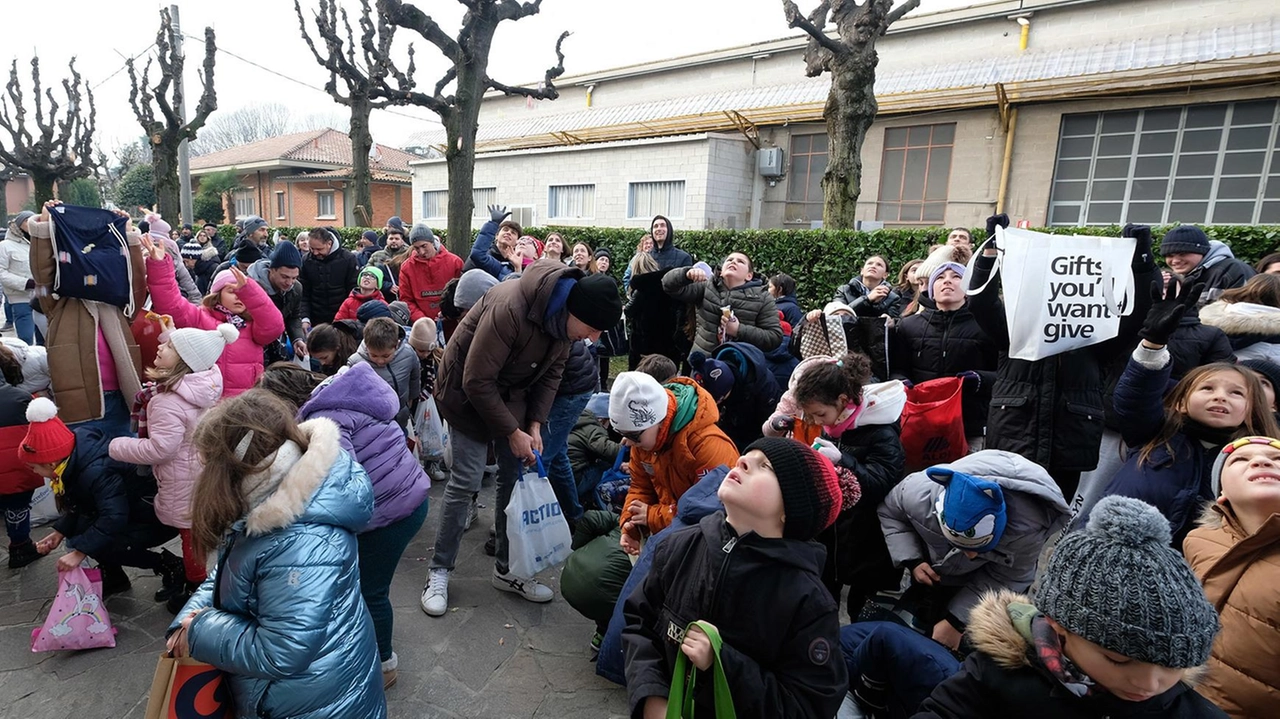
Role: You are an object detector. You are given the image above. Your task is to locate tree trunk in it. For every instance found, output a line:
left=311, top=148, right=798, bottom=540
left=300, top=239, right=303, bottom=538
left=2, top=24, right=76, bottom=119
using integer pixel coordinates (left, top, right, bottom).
left=443, top=17, right=499, bottom=255
left=153, top=140, right=182, bottom=220
left=348, top=93, right=375, bottom=228
left=821, top=54, right=879, bottom=230
left=31, top=172, right=56, bottom=206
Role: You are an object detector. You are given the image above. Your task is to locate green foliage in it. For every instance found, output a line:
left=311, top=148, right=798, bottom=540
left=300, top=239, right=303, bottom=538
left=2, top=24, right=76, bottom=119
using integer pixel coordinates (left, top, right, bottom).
left=197, top=169, right=241, bottom=197
left=113, top=164, right=156, bottom=210
left=208, top=222, right=1280, bottom=310
left=192, top=192, right=225, bottom=224
left=62, top=178, right=102, bottom=208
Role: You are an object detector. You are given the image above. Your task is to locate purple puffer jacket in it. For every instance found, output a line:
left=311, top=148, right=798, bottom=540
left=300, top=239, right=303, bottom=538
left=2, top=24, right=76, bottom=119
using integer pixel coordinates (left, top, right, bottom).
left=298, top=361, right=430, bottom=531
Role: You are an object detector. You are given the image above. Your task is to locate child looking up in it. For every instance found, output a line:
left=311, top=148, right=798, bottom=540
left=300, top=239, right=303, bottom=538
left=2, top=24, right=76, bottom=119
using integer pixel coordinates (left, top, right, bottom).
left=336, top=266, right=388, bottom=321
left=1183, top=437, right=1280, bottom=718
left=623, top=438, right=848, bottom=718
left=917, top=496, right=1225, bottom=718
left=348, top=317, right=420, bottom=430
left=109, top=323, right=237, bottom=612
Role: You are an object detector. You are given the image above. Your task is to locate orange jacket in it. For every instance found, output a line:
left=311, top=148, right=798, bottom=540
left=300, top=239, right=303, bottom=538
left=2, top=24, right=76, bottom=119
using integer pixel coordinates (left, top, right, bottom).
left=621, top=377, right=739, bottom=534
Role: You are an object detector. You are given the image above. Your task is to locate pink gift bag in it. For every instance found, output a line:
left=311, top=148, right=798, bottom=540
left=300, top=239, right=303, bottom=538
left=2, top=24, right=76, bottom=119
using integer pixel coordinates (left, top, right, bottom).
left=31, top=567, right=117, bottom=652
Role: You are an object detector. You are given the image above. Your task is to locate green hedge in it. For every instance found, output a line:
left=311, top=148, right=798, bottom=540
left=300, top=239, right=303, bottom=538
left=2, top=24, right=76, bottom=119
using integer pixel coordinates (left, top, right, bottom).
left=221, top=223, right=1280, bottom=311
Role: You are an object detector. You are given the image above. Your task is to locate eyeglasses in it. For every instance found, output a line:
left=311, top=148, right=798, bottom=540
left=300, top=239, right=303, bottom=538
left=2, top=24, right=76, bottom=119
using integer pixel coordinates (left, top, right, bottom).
left=618, top=429, right=646, bottom=442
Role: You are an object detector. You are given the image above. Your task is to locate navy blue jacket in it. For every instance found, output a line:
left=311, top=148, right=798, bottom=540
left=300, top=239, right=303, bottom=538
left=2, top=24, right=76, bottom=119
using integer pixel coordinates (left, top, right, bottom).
left=53, top=427, right=162, bottom=558
left=775, top=294, right=804, bottom=328
left=710, top=341, right=783, bottom=451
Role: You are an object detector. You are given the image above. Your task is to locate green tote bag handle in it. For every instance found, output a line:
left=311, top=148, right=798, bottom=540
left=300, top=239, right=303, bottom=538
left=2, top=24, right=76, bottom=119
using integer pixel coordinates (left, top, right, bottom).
left=665, top=620, right=737, bottom=719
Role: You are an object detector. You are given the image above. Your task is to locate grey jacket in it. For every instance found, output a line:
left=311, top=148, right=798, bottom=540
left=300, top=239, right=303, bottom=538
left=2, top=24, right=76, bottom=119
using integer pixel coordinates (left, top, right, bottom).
left=347, top=339, right=421, bottom=428
left=247, top=259, right=306, bottom=343
left=877, top=450, right=1071, bottom=625
left=661, top=269, right=783, bottom=356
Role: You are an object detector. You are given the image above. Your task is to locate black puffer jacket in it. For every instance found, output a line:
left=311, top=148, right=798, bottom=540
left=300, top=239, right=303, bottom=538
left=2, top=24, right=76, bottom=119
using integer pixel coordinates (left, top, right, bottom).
left=52, top=427, right=163, bottom=559
left=835, top=277, right=904, bottom=319
left=559, top=339, right=599, bottom=397
left=625, top=269, right=684, bottom=366
left=299, top=246, right=359, bottom=326
left=890, top=300, right=999, bottom=437
left=968, top=249, right=1156, bottom=474
left=823, top=421, right=906, bottom=592
left=1167, top=310, right=1235, bottom=378
left=663, top=269, right=783, bottom=355
left=623, top=513, right=847, bottom=719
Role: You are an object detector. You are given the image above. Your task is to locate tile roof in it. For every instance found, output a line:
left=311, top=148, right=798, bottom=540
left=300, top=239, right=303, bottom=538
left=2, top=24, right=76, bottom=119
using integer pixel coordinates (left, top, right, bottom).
left=278, top=168, right=412, bottom=185
left=190, top=128, right=418, bottom=176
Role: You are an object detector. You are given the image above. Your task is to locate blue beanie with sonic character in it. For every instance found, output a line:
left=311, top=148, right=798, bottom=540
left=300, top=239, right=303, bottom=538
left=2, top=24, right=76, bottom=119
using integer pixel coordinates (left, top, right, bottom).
left=929, top=467, right=1007, bottom=552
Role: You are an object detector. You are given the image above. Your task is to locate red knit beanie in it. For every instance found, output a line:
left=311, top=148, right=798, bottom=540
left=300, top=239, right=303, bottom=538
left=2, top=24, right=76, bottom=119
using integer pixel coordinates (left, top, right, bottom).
left=19, top=397, right=76, bottom=464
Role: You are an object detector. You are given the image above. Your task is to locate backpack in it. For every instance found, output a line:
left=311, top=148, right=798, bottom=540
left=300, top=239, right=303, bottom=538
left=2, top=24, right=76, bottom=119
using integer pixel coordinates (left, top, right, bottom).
left=47, top=205, right=134, bottom=313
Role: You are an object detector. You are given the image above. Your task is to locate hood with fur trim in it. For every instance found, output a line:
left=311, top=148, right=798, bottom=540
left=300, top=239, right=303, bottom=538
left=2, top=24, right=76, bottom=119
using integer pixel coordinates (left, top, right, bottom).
left=854, top=379, right=908, bottom=428
left=1199, top=300, right=1280, bottom=338
left=242, top=418, right=373, bottom=536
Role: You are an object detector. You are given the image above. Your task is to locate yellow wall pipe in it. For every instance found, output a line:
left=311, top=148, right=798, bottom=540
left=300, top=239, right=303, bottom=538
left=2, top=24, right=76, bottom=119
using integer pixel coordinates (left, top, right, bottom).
left=1020, top=22, right=1030, bottom=51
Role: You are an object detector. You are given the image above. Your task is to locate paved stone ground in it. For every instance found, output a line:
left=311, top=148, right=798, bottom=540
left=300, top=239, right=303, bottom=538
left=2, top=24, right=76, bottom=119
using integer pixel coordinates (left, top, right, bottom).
left=0, top=479, right=630, bottom=718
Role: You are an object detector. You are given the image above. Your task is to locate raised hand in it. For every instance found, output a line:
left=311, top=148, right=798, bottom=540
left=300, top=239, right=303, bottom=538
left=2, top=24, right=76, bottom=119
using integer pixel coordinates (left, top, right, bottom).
left=984, top=213, right=1009, bottom=239
left=230, top=266, right=249, bottom=289
left=139, top=233, right=167, bottom=261
left=1138, top=276, right=1204, bottom=347
left=488, top=204, right=510, bottom=224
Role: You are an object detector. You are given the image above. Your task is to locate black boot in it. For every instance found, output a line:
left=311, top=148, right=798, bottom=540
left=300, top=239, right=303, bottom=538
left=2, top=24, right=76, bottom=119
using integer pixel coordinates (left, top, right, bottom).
left=165, top=580, right=199, bottom=615
left=7, top=541, right=42, bottom=569
left=100, top=564, right=131, bottom=597
left=154, top=549, right=185, bottom=601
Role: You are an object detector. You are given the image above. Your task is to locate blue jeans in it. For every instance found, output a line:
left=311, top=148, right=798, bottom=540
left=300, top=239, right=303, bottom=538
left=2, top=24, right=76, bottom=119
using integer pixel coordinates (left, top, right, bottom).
left=540, top=391, right=591, bottom=524
left=10, top=301, right=38, bottom=345
left=70, top=390, right=131, bottom=439
left=359, top=496, right=429, bottom=661
left=0, top=489, right=34, bottom=545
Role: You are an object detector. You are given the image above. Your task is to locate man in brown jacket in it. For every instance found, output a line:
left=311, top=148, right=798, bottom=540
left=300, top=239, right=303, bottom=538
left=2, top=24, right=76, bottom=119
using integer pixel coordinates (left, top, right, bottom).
left=422, top=261, right=623, bottom=615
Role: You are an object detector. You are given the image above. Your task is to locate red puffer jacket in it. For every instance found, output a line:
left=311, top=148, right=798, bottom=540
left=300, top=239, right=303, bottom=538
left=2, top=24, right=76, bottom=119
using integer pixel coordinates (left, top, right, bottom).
left=0, top=383, right=40, bottom=494
left=398, top=248, right=463, bottom=321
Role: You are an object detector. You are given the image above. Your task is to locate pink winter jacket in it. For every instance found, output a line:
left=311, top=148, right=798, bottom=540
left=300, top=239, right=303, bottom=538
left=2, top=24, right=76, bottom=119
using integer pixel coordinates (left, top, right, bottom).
left=108, top=366, right=224, bottom=528
left=146, top=257, right=285, bottom=396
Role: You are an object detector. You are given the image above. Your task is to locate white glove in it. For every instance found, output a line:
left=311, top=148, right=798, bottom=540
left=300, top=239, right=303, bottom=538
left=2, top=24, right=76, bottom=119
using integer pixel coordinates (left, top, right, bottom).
left=812, top=438, right=842, bottom=464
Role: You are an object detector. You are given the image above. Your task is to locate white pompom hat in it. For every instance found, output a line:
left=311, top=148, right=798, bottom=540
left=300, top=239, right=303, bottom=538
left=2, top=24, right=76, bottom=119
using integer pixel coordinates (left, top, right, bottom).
left=169, top=323, right=239, bottom=372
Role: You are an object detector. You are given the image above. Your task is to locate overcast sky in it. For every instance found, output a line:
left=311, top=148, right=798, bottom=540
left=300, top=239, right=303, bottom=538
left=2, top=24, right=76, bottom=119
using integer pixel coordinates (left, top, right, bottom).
left=3, top=0, right=971, bottom=157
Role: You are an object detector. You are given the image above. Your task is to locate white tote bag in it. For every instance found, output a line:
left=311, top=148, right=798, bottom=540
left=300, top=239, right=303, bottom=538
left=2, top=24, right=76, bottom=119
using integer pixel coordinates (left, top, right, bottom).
left=966, top=227, right=1136, bottom=362
left=504, top=452, right=572, bottom=578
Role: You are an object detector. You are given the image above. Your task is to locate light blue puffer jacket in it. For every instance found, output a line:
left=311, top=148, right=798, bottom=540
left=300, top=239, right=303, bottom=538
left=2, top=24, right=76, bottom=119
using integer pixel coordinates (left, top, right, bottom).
left=169, top=418, right=386, bottom=719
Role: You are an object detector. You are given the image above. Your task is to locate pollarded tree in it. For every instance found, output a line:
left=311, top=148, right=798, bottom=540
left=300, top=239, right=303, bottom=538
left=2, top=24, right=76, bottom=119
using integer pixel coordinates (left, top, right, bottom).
left=126, top=8, right=218, bottom=223
left=0, top=56, right=97, bottom=204
left=372, top=0, right=568, bottom=252
left=782, top=0, right=919, bottom=228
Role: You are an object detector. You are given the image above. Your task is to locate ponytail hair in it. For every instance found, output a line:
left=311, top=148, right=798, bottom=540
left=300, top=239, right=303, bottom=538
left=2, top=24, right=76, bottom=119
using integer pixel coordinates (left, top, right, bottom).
left=793, top=352, right=872, bottom=407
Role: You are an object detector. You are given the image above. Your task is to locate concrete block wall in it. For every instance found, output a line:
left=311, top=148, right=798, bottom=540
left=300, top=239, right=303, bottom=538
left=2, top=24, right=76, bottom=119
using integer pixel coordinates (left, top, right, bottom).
left=704, top=135, right=756, bottom=229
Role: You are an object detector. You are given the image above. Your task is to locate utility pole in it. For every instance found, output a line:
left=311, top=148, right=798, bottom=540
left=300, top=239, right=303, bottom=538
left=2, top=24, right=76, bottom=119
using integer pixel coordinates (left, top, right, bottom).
left=171, top=4, right=193, bottom=225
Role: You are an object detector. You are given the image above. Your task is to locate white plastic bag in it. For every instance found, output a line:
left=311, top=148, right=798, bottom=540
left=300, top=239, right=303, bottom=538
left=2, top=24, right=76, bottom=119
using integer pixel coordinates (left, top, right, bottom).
left=30, top=478, right=59, bottom=527
left=413, top=396, right=447, bottom=461
left=966, top=227, right=1135, bottom=361
left=504, top=453, right=572, bottom=578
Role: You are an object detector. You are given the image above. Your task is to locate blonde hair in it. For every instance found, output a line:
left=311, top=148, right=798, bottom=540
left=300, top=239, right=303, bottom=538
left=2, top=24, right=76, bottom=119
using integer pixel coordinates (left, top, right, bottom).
left=146, top=342, right=195, bottom=391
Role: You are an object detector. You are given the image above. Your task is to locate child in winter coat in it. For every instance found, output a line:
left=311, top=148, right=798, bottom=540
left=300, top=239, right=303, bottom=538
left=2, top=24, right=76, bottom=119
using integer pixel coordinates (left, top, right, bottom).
left=336, top=266, right=388, bottom=322
left=347, top=317, right=421, bottom=430
left=623, top=438, right=848, bottom=718
left=0, top=347, right=42, bottom=568
left=1091, top=279, right=1279, bottom=546
left=877, top=450, right=1072, bottom=650
left=567, top=393, right=621, bottom=504
left=1183, top=437, right=1280, bottom=718
left=108, top=323, right=235, bottom=612
left=141, top=235, right=285, bottom=397
left=916, top=496, right=1226, bottom=718
left=166, top=390, right=386, bottom=719
left=790, top=352, right=906, bottom=616
left=28, top=398, right=179, bottom=596
left=407, top=317, right=442, bottom=398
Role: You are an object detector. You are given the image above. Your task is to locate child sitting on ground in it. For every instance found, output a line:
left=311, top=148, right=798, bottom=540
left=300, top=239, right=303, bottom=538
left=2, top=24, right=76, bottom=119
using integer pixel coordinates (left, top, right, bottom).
left=623, top=438, right=848, bottom=718
left=567, top=392, right=621, bottom=507
left=916, top=496, right=1226, bottom=718
left=335, top=266, right=387, bottom=321
left=1183, top=437, right=1280, bottom=719
left=348, top=317, right=420, bottom=431
left=109, top=323, right=236, bottom=612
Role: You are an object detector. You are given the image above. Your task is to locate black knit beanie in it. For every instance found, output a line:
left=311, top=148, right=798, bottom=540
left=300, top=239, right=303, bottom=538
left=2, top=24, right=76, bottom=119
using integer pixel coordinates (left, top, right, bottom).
left=566, top=274, right=623, bottom=331
left=745, top=438, right=842, bottom=540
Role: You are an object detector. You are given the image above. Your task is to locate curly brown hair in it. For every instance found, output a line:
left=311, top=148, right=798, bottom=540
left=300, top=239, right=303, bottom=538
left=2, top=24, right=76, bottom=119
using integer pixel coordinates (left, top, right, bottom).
left=793, top=352, right=873, bottom=408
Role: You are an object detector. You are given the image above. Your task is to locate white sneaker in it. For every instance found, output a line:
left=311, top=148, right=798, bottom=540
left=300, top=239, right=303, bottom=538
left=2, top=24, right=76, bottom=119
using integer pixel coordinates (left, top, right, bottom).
left=492, top=568, right=553, bottom=603
left=463, top=495, right=479, bottom=531
left=421, top=568, right=450, bottom=616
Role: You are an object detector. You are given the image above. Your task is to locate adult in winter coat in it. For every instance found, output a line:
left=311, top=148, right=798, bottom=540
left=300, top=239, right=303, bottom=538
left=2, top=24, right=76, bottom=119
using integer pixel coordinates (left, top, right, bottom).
left=168, top=395, right=386, bottom=719
left=625, top=260, right=685, bottom=368
left=143, top=237, right=285, bottom=397
left=663, top=252, right=783, bottom=356
left=648, top=215, right=692, bottom=271
left=1, top=210, right=38, bottom=344
left=296, top=363, right=430, bottom=686
left=879, top=450, right=1071, bottom=646
left=969, top=216, right=1156, bottom=499
left=246, top=242, right=307, bottom=362
left=398, top=222, right=462, bottom=321
left=1160, top=225, right=1255, bottom=307
left=834, top=255, right=903, bottom=318
left=464, top=206, right=520, bottom=280
left=1198, top=273, right=1280, bottom=363
left=28, top=202, right=146, bottom=429
left=299, top=227, right=360, bottom=327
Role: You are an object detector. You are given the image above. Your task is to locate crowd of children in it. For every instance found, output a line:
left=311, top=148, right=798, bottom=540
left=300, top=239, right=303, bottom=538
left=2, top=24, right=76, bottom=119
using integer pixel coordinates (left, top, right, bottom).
left=2, top=202, right=1278, bottom=719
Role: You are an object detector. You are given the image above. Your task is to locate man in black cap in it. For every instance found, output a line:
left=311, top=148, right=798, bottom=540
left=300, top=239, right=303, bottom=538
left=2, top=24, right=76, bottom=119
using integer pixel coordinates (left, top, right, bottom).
left=1159, top=225, right=1254, bottom=306
left=421, top=262, right=623, bottom=615
left=247, top=241, right=308, bottom=361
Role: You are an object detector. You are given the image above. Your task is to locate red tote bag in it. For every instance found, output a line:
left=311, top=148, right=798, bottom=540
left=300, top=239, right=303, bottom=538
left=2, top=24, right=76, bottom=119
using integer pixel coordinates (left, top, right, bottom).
left=899, top=377, right=968, bottom=472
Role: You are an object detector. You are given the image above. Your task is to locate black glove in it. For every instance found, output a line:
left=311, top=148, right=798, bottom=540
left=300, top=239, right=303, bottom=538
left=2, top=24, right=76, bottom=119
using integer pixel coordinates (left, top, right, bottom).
left=1138, top=277, right=1204, bottom=346
left=1122, top=223, right=1153, bottom=262
left=984, top=213, right=1010, bottom=240
left=487, top=204, right=510, bottom=224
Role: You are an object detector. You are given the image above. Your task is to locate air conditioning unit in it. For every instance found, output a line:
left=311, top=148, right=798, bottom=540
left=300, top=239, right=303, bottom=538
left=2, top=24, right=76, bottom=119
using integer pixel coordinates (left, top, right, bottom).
left=757, top=147, right=785, bottom=178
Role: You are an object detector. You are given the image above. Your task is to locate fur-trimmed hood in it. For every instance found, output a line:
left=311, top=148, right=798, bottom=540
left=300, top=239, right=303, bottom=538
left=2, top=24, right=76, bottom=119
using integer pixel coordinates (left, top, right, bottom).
left=1198, top=300, right=1280, bottom=337
left=242, top=417, right=373, bottom=536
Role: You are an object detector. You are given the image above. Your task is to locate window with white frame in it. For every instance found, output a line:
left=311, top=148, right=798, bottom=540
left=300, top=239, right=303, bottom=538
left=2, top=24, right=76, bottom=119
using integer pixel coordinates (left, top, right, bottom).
left=548, top=184, right=596, bottom=219
left=422, top=190, right=447, bottom=220
left=275, top=191, right=286, bottom=220
left=628, top=180, right=685, bottom=219
left=473, top=187, right=497, bottom=218
left=1048, top=100, right=1280, bottom=226
left=316, top=190, right=336, bottom=219
left=509, top=206, right=536, bottom=229
left=233, top=189, right=255, bottom=219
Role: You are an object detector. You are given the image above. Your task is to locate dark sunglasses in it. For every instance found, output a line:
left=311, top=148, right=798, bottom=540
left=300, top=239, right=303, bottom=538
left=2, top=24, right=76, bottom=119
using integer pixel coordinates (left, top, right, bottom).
left=618, top=428, right=646, bottom=442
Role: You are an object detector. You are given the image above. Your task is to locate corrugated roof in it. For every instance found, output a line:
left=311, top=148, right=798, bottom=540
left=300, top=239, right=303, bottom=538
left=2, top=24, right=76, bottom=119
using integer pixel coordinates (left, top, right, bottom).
left=191, top=128, right=418, bottom=176
left=407, top=17, right=1280, bottom=154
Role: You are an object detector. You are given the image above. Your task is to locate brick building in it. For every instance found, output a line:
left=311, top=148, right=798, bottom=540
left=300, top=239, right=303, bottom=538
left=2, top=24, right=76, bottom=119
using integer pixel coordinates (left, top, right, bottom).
left=408, top=0, right=1280, bottom=230
left=191, top=128, right=417, bottom=228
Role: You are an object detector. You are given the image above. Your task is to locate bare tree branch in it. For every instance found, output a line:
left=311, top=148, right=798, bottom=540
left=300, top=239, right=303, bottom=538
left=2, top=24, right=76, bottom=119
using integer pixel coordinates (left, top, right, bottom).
left=378, top=0, right=462, bottom=63
left=486, top=30, right=568, bottom=100
left=886, top=0, right=921, bottom=27
left=782, top=0, right=844, bottom=57
left=0, top=55, right=97, bottom=203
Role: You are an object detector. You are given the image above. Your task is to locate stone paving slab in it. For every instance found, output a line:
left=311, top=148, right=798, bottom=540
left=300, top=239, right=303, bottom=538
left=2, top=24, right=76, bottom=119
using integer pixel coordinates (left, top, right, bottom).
left=0, top=481, right=629, bottom=718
